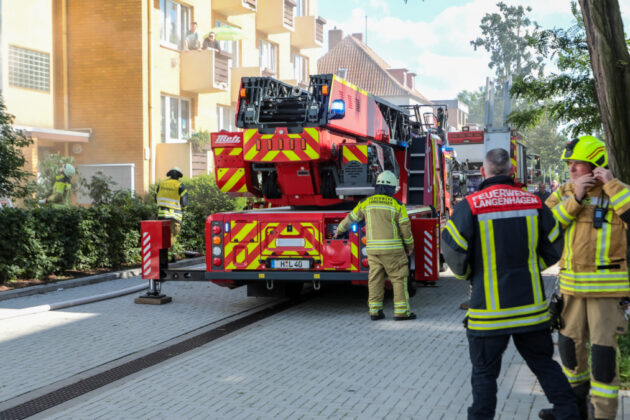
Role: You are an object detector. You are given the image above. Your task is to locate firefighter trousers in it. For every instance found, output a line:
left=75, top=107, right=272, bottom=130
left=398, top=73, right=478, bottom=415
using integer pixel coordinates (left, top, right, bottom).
left=159, top=218, right=181, bottom=248
left=366, top=251, right=410, bottom=317
left=558, top=295, right=628, bottom=419
left=467, top=329, right=579, bottom=420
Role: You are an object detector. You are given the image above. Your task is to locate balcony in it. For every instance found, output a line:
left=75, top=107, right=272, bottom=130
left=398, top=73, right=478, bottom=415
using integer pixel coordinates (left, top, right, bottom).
left=212, top=0, right=256, bottom=15
left=180, top=49, right=232, bottom=93
left=292, top=16, right=326, bottom=49
left=256, top=0, right=296, bottom=34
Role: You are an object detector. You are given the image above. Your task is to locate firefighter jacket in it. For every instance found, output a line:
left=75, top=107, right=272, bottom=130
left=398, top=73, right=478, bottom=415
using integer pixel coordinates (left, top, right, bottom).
left=545, top=178, right=630, bottom=297
left=156, top=178, right=188, bottom=222
left=337, top=194, right=413, bottom=254
left=49, top=174, right=72, bottom=205
left=441, top=175, right=562, bottom=336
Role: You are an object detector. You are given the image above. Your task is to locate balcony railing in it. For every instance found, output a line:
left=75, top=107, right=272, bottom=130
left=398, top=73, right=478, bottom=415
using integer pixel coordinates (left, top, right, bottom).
left=256, top=0, right=296, bottom=34
left=180, top=49, right=232, bottom=93
left=292, top=15, right=326, bottom=49
left=212, top=0, right=256, bottom=15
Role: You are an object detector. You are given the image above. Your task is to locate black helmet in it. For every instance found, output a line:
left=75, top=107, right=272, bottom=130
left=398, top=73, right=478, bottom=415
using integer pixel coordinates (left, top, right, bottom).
left=167, top=166, right=183, bottom=178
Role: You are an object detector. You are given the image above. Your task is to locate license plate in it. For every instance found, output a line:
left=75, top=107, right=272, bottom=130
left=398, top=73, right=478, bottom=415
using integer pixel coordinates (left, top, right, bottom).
left=270, top=259, right=310, bottom=269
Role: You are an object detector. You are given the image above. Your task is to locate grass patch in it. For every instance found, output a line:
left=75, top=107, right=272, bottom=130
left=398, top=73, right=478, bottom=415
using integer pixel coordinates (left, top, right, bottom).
left=619, top=333, right=630, bottom=388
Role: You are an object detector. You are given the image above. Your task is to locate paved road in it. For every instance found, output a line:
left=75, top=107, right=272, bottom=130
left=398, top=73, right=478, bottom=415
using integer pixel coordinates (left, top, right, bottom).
left=1, top=268, right=629, bottom=419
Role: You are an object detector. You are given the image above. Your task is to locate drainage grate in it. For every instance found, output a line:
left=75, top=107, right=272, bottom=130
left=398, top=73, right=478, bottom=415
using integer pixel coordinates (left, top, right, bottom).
left=0, top=298, right=299, bottom=420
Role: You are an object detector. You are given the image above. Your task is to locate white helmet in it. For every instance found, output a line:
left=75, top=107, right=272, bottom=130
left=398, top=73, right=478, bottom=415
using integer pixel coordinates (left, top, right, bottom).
left=63, top=163, right=76, bottom=177
left=376, top=170, right=398, bottom=187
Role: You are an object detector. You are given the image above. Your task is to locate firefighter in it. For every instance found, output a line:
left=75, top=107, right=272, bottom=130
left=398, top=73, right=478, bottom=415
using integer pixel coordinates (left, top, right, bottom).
left=156, top=167, right=188, bottom=253
left=539, top=136, right=630, bottom=420
left=442, top=148, right=579, bottom=420
left=333, top=170, right=415, bottom=321
left=46, top=163, right=75, bottom=206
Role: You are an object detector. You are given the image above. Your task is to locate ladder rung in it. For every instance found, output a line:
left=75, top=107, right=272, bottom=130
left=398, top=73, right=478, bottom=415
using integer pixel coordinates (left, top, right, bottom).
left=410, top=153, right=425, bottom=157
left=409, top=170, right=425, bottom=174
left=409, top=187, right=424, bottom=191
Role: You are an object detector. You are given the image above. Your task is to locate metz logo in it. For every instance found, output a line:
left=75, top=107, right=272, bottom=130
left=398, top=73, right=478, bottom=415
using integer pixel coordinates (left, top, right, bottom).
left=214, top=134, right=241, bottom=144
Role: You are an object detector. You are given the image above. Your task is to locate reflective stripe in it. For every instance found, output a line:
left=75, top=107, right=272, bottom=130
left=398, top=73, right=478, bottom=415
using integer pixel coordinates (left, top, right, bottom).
left=561, top=271, right=629, bottom=280
left=596, top=212, right=611, bottom=267
left=591, top=381, right=618, bottom=399
left=467, top=312, right=550, bottom=330
left=156, top=197, right=181, bottom=208
left=548, top=219, right=560, bottom=243
left=444, top=220, right=468, bottom=251
left=564, top=222, right=576, bottom=272
left=477, top=209, right=538, bottom=221
left=453, top=266, right=471, bottom=280
left=480, top=220, right=499, bottom=310
left=468, top=301, right=548, bottom=319
left=527, top=215, right=543, bottom=303
left=611, top=190, right=630, bottom=210
left=552, top=204, right=574, bottom=225
left=562, top=366, right=590, bottom=384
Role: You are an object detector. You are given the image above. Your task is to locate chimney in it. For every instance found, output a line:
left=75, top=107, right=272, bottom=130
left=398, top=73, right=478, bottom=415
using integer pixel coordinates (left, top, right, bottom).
left=406, top=72, right=416, bottom=90
left=328, top=27, right=343, bottom=51
left=351, top=33, right=363, bottom=42
left=387, top=68, right=408, bottom=87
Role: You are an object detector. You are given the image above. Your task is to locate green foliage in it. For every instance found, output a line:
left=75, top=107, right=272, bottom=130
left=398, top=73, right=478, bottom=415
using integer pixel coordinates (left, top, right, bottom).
left=79, top=171, right=118, bottom=205
left=471, top=2, right=544, bottom=82
left=0, top=96, right=34, bottom=200
left=36, top=154, right=76, bottom=201
left=187, top=130, right=212, bottom=153
left=519, top=115, right=569, bottom=182
left=508, top=2, right=606, bottom=137
left=619, top=332, right=630, bottom=388
left=457, top=87, right=485, bottom=127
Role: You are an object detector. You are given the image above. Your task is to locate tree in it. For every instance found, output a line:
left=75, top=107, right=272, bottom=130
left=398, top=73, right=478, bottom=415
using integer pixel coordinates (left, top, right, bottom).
left=457, top=87, right=485, bottom=126
left=508, top=3, right=602, bottom=138
left=578, top=0, right=630, bottom=181
left=0, top=96, right=33, bottom=200
left=519, top=115, right=569, bottom=182
left=471, top=2, right=544, bottom=83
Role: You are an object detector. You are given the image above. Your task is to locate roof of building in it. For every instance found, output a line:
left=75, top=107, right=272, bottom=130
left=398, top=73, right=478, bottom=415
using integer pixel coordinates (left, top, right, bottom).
left=317, top=35, right=432, bottom=104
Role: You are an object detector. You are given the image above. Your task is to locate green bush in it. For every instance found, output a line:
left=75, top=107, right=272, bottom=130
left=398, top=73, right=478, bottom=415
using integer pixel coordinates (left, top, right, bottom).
left=0, top=175, right=241, bottom=282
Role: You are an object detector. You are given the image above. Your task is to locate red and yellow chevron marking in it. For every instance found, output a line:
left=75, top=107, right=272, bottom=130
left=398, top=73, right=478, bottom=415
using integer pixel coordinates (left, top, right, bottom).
left=260, top=222, right=321, bottom=257
left=342, top=145, right=368, bottom=164
left=224, top=221, right=261, bottom=270
left=217, top=168, right=247, bottom=193
left=510, top=138, right=517, bottom=177
left=350, top=242, right=358, bottom=271
left=214, top=147, right=242, bottom=157
left=243, top=128, right=320, bottom=162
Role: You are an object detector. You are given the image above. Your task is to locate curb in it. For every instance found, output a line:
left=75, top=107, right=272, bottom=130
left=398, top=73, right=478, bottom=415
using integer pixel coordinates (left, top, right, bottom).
left=0, top=256, right=206, bottom=302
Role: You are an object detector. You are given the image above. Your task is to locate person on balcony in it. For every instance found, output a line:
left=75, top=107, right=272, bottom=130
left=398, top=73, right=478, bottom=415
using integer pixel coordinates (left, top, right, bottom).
left=202, top=32, right=220, bottom=51
left=185, top=22, right=200, bottom=50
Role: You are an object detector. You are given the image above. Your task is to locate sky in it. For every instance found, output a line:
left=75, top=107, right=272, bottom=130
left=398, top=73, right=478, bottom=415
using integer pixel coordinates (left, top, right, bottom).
left=316, top=0, right=630, bottom=101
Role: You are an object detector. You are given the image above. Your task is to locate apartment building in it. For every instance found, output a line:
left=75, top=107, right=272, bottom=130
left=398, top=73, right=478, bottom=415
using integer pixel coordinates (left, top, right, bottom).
left=430, top=98, right=469, bottom=132
left=1, top=0, right=325, bottom=196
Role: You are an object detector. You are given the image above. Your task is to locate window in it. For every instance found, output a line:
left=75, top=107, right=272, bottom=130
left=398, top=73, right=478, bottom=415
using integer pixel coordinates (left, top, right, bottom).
left=295, top=0, right=307, bottom=17
left=292, top=54, right=308, bottom=85
left=8, top=46, right=50, bottom=91
left=215, top=21, right=240, bottom=68
left=217, top=105, right=236, bottom=132
left=160, top=95, right=191, bottom=142
left=159, top=0, right=190, bottom=49
left=337, top=67, right=348, bottom=79
left=259, top=40, right=277, bottom=75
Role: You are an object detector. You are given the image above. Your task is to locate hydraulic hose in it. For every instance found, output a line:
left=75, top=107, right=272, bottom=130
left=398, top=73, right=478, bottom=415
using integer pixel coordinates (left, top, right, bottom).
left=0, top=283, right=147, bottom=321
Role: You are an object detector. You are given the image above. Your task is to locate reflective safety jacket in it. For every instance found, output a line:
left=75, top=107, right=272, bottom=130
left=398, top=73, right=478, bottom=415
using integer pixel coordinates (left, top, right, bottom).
left=48, top=174, right=72, bottom=205
left=156, top=178, right=188, bottom=222
left=337, top=194, right=413, bottom=254
left=545, top=179, right=630, bottom=297
left=441, top=176, right=562, bottom=336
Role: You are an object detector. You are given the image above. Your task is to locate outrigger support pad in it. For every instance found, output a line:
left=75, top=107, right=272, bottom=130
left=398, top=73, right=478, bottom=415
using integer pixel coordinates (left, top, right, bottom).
left=135, top=279, right=172, bottom=305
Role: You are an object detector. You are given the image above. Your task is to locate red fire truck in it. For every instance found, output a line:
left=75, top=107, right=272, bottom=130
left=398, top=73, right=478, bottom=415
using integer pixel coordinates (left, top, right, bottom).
left=139, top=74, right=450, bottom=300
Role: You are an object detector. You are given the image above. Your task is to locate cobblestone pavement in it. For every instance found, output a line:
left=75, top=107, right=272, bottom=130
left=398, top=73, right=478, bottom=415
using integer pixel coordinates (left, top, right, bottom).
left=1, top=268, right=629, bottom=419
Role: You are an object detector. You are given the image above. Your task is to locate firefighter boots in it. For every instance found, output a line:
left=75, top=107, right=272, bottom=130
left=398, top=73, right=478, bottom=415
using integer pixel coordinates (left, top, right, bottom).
left=370, top=310, right=385, bottom=321
left=394, top=312, right=417, bottom=321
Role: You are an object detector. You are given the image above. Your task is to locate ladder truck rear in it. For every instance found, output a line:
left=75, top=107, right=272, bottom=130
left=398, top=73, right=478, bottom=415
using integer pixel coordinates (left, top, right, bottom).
left=139, top=74, right=450, bottom=300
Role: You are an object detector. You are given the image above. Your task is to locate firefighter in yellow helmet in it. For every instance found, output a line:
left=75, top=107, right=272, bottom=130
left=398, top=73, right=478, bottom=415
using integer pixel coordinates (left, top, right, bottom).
left=539, top=136, right=630, bottom=420
left=46, top=163, right=75, bottom=206
left=334, top=170, right=415, bottom=321
left=156, top=167, right=188, bottom=253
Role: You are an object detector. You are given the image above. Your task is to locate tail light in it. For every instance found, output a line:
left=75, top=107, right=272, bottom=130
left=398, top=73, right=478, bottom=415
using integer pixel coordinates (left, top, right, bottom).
left=362, top=258, right=369, bottom=268
left=212, top=225, right=221, bottom=235
left=213, top=257, right=222, bottom=266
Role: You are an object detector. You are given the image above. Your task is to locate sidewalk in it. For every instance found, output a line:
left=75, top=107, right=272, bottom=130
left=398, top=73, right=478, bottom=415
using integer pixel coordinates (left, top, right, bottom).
left=1, top=268, right=624, bottom=419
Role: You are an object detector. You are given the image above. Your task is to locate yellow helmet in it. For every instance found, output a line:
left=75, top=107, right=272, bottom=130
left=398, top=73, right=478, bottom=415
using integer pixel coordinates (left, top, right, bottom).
left=561, top=135, right=608, bottom=167
left=376, top=170, right=398, bottom=187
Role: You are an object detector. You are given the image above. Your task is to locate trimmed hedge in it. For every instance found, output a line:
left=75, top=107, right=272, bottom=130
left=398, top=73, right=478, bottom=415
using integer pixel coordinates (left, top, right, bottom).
left=0, top=175, right=241, bottom=283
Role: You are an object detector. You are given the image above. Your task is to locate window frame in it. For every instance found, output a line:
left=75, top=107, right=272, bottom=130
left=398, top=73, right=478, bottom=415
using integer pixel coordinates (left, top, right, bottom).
left=160, top=94, right=192, bottom=143
left=214, top=20, right=240, bottom=68
left=159, top=0, right=190, bottom=50
left=292, top=53, right=308, bottom=85
left=8, top=45, right=50, bottom=92
left=217, top=105, right=237, bottom=132
left=337, top=67, right=348, bottom=80
left=259, top=39, right=278, bottom=75
left=295, top=0, right=308, bottom=17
